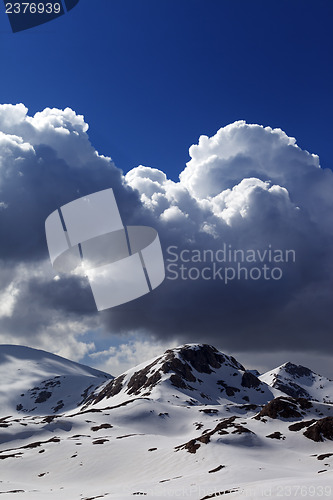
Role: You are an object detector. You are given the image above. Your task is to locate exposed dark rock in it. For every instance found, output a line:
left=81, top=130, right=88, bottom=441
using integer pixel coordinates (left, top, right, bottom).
left=212, top=417, right=237, bottom=433
left=43, top=415, right=56, bottom=423
left=199, top=408, right=218, bottom=414
left=116, top=434, right=144, bottom=439
left=175, top=416, right=253, bottom=454
left=235, top=404, right=258, bottom=412
left=174, top=344, right=227, bottom=373
left=226, top=386, right=240, bottom=397
left=304, top=417, right=333, bottom=442
left=241, top=372, right=261, bottom=389
left=208, top=465, right=225, bottom=473
left=92, top=439, right=109, bottom=444
left=198, top=434, right=210, bottom=444
left=83, top=375, right=125, bottom=406
left=82, top=495, right=110, bottom=500
left=128, top=365, right=162, bottom=396
left=175, top=438, right=201, bottom=454
left=273, top=380, right=311, bottom=400
left=105, top=375, right=125, bottom=397
left=231, top=425, right=253, bottom=435
left=217, top=380, right=240, bottom=397
left=44, top=379, right=61, bottom=388
left=266, top=432, right=285, bottom=440
left=0, top=490, right=25, bottom=493
left=254, top=397, right=311, bottom=420
left=169, top=374, right=194, bottom=390
left=77, top=398, right=150, bottom=416
left=200, top=488, right=239, bottom=499
left=35, top=391, right=52, bottom=404
left=0, top=436, right=61, bottom=456
left=296, top=398, right=313, bottom=410
left=78, top=385, right=94, bottom=405
left=52, top=401, right=64, bottom=413
left=162, top=355, right=196, bottom=382
left=91, top=423, right=113, bottom=431
left=200, top=392, right=210, bottom=399
left=25, top=437, right=60, bottom=448
left=0, top=452, right=23, bottom=459
left=0, top=416, right=12, bottom=423
left=289, top=419, right=316, bottom=432
left=317, top=453, right=333, bottom=460
left=284, top=362, right=313, bottom=378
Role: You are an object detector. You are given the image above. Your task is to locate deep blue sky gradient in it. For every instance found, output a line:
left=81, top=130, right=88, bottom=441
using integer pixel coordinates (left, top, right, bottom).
left=0, top=0, right=332, bottom=179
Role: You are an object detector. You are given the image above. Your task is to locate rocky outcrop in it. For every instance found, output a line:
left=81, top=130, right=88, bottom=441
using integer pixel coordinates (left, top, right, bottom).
left=303, top=417, right=333, bottom=442
left=254, top=397, right=312, bottom=420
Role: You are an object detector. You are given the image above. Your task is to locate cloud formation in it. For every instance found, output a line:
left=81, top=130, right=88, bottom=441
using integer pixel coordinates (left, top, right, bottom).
left=0, top=107, right=332, bottom=370
left=0, top=104, right=142, bottom=359
left=122, top=121, right=333, bottom=353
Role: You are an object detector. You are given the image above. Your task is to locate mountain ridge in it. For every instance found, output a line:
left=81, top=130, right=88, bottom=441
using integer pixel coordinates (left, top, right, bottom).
left=82, top=343, right=282, bottom=409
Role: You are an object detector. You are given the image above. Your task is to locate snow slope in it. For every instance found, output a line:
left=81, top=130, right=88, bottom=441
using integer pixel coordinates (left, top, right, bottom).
left=0, top=345, right=111, bottom=416
left=0, top=344, right=332, bottom=499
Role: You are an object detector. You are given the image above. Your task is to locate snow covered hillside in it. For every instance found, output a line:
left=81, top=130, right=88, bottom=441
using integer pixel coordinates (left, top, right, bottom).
left=0, top=343, right=332, bottom=499
left=0, top=345, right=111, bottom=415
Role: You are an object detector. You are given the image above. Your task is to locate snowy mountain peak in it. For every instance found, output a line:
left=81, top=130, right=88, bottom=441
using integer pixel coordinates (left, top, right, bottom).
left=83, top=344, right=278, bottom=408
left=260, top=360, right=333, bottom=404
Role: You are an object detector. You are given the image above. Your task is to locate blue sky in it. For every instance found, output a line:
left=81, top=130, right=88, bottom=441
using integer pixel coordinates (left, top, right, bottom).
left=0, top=0, right=332, bottom=179
left=1, top=1, right=333, bottom=376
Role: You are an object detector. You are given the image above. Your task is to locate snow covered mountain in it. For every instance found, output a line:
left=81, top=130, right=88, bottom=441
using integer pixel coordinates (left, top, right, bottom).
left=0, top=343, right=332, bottom=500
left=259, top=361, right=333, bottom=404
left=82, top=344, right=281, bottom=410
left=0, top=345, right=111, bottom=415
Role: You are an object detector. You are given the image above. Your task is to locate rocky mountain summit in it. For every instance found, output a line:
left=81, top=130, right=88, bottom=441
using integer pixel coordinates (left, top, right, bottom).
left=259, top=360, right=333, bottom=403
left=82, top=344, right=279, bottom=408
